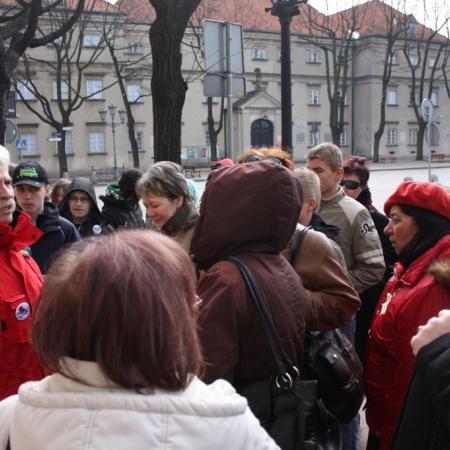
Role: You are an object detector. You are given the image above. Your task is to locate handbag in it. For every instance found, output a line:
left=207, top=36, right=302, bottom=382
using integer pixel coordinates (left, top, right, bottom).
left=290, top=227, right=364, bottom=424
left=226, top=256, right=342, bottom=450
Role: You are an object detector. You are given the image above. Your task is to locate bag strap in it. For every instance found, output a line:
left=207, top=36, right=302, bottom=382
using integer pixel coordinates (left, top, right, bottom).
left=225, top=256, right=298, bottom=388
left=289, top=226, right=311, bottom=267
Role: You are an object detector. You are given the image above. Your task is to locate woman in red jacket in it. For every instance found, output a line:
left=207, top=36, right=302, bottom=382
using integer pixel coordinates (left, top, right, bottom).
left=364, top=181, right=450, bottom=450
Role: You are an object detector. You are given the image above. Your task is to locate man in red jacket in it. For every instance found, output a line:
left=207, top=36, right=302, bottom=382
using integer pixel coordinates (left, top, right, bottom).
left=0, top=152, right=44, bottom=400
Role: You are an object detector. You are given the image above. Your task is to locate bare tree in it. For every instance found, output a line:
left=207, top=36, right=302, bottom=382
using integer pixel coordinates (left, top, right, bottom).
left=298, top=2, right=368, bottom=146
left=0, top=0, right=84, bottom=144
left=103, top=21, right=152, bottom=168
left=372, top=1, right=409, bottom=162
left=13, top=1, right=120, bottom=175
left=402, top=5, right=449, bottom=160
left=148, top=0, right=204, bottom=163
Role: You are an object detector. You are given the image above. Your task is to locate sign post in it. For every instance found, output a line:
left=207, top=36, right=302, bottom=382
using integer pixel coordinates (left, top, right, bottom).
left=16, top=137, right=27, bottom=161
left=421, top=98, right=434, bottom=182
left=203, top=20, right=245, bottom=159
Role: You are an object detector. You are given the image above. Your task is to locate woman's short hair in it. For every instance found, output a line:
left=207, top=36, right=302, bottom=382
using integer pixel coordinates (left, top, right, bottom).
left=306, top=143, right=343, bottom=172
left=50, top=178, right=71, bottom=203
left=343, top=156, right=370, bottom=186
left=119, top=168, right=143, bottom=203
left=237, top=147, right=294, bottom=170
left=294, top=167, right=321, bottom=211
left=136, top=161, right=189, bottom=202
left=33, top=230, right=202, bottom=391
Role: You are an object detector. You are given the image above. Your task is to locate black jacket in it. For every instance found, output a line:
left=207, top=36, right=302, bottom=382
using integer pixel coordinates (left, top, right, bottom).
left=13, top=202, right=80, bottom=273
left=100, top=195, right=144, bottom=230
left=357, top=188, right=397, bottom=274
left=355, top=188, right=397, bottom=358
left=59, top=177, right=112, bottom=238
left=392, top=333, right=450, bottom=450
left=310, top=212, right=341, bottom=242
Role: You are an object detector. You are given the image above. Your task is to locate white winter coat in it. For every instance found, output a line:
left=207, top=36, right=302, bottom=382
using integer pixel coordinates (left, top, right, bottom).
left=0, top=358, right=279, bottom=450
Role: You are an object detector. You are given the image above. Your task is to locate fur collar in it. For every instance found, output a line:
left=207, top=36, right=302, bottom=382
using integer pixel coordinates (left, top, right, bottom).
left=428, top=259, right=450, bottom=290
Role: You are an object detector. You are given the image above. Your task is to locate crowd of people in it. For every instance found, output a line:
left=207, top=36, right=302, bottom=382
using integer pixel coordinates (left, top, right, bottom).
left=0, top=142, right=449, bottom=450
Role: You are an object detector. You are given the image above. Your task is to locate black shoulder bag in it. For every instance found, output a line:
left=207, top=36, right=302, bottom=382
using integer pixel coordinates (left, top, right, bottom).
left=290, top=227, right=364, bottom=424
left=226, top=256, right=342, bottom=450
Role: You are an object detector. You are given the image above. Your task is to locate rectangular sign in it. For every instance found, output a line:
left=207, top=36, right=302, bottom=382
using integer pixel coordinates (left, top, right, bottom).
left=48, top=137, right=62, bottom=142
left=204, top=73, right=246, bottom=97
left=203, top=20, right=244, bottom=75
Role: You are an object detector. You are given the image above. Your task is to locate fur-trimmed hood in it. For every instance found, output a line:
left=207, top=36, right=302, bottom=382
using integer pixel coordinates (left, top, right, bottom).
left=428, top=259, right=450, bottom=291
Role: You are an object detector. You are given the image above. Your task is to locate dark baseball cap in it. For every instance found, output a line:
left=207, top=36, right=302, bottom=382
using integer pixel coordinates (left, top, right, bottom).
left=12, top=161, right=49, bottom=187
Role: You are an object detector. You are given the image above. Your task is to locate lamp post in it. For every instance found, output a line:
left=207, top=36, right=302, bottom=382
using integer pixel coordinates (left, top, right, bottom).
left=266, top=0, right=307, bottom=154
left=99, top=104, right=126, bottom=180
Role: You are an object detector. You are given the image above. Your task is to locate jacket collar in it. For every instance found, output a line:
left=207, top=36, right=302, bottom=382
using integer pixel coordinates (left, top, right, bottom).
left=162, top=202, right=198, bottom=236
left=394, top=235, right=450, bottom=287
left=36, top=202, right=62, bottom=232
left=0, top=211, right=43, bottom=250
left=321, top=186, right=345, bottom=202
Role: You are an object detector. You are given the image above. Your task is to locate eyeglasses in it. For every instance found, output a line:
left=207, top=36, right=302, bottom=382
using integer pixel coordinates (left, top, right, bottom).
left=69, top=194, right=91, bottom=204
left=340, top=179, right=361, bottom=190
left=244, top=155, right=284, bottom=166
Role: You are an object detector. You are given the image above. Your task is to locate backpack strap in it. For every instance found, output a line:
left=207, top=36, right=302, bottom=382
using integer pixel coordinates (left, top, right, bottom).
left=289, top=226, right=311, bottom=267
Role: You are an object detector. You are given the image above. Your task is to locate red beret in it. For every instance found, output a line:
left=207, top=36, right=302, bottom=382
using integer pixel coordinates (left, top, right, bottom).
left=384, top=181, right=450, bottom=220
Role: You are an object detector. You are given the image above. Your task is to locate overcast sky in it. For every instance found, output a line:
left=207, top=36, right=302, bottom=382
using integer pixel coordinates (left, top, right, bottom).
left=307, top=0, right=448, bottom=27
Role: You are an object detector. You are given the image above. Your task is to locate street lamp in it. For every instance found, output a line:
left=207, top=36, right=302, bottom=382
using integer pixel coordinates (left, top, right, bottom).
left=266, top=0, right=307, bottom=153
left=98, top=104, right=126, bottom=180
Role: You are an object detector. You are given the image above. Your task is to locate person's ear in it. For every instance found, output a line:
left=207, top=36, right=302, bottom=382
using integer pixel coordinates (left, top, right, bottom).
left=174, top=196, right=183, bottom=208
left=308, top=197, right=317, bottom=212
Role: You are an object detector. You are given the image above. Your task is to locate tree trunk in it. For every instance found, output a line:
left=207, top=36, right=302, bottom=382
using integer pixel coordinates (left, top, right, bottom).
left=107, top=40, right=140, bottom=168
left=373, top=97, right=387, bottom=163
left=57, top=126, right=68, bottom=176
left=416, top=123, right=426, bottom=161
left=373, top=128, right=384, bottom=163
left=207, top=97, right=217, bottom=161
left=331, top=123, right=342, bottom=146
left=0, top=79, right=10, bottom=145
left=149, top=16, right=186, bottom=163
left=128, top=117, right=140, bottom=168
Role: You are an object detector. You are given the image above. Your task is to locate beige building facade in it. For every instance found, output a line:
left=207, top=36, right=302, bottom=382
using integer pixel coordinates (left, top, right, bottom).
left=5, top=1, right=450, bottom=177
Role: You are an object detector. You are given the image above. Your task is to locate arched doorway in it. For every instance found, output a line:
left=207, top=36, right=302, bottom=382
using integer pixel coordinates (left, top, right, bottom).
left=251, top=119, right=273, bottom=147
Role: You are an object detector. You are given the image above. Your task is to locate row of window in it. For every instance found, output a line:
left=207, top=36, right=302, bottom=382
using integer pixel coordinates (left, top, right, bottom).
left=252, top=47, right=321, bottom=64
left=387, top=88, right=439, bottom=106
left=385, top=128, right=419, bottom=146
left=16, top=80, right=143, bottom=103
left=15, top=131, right=145, bottom=156
left=305, top=87, right=438, bottom=107
left=54, top=33, right=143, bottom=54
left=306, top=124, right=348, bottom=148
left=15, top=125, right=420, bottom=156
left=388, top=53, right=438, bottom=68
left=252, top=46, right=438, bottom=69
left=307, top=88, right=347, bottom=106
left=305, top=125, right=418, bottom=147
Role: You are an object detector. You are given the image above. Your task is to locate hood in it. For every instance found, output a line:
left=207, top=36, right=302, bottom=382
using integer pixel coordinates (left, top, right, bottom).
left=191, top=160, right=302, bottom=269
left=59, top=177, right=101, bottom=217
left=428, top=259, right=450, bottom=291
